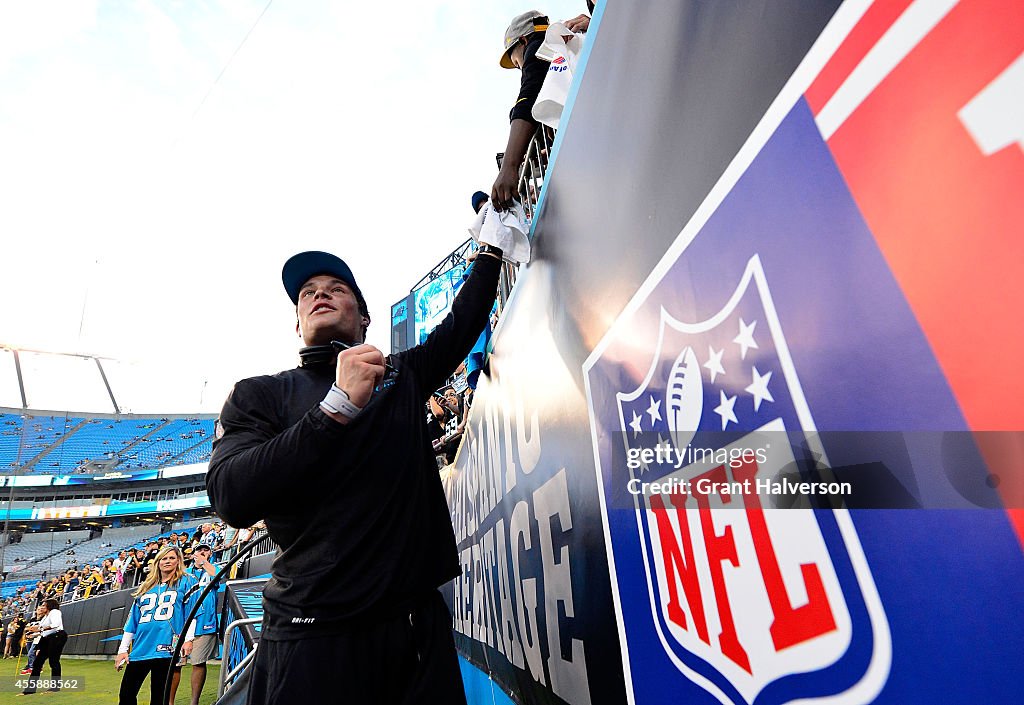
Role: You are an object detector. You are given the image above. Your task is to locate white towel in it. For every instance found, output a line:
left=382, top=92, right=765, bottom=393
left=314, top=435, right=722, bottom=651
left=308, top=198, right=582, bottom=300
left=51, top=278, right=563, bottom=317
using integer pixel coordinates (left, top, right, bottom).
left=467, top=201, right=531, bottom=265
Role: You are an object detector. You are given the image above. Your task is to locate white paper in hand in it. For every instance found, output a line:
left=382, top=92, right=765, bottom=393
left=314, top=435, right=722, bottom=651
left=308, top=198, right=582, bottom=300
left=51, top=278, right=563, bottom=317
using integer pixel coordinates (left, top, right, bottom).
left=467, top=201, right=531, bottom=265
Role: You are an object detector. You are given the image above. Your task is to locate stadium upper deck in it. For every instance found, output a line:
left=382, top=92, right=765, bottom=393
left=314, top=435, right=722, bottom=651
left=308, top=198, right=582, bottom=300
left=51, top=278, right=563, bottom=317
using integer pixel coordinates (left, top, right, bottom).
left=0, top=410, right=215, bottom=474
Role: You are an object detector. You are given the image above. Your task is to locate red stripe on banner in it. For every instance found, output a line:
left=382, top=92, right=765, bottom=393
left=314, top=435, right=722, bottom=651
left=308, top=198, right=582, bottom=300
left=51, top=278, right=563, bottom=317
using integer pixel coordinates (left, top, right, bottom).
left=1011, top=510, right=1024, bottom=545
left=805, top=0, right=916, bottom=114
left=824, top=0, right=1024, bottom=538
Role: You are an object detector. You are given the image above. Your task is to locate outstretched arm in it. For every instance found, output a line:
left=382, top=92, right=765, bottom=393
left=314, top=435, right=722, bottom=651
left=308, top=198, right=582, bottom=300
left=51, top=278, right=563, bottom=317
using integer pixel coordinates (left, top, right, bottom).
left=492, top=119, right=538, bottom=210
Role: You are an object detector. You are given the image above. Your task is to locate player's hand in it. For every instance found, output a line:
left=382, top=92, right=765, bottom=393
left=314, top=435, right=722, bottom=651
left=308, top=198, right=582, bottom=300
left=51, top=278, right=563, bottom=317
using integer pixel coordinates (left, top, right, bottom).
left=564, top=14, right=590, bottom=32
left=115, top=653, right=129, bottom=670
left=491, top=168, right=519, bottom=212
left=181, top=640, right=194, bottom=658
left=335, top=344, right=386, bottom=409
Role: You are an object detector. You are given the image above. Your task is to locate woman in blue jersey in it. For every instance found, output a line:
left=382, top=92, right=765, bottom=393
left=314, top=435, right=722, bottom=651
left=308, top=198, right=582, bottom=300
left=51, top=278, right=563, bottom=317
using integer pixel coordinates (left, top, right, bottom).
left=115, top=545, right=197, bottom=705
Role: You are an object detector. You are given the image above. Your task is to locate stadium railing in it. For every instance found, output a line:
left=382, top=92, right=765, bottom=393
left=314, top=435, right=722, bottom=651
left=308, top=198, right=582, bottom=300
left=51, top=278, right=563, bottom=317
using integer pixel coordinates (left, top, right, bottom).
left=492, top=124, right=554, bottom=312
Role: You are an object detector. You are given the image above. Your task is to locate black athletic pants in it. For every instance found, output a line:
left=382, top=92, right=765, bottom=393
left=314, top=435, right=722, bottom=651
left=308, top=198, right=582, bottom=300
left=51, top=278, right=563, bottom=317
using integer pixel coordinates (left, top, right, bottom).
left=21, top=630, right=67, bottom=693
left=247, top=590, right=467, bottom=705
left=118, top=657, right=174, bottom=705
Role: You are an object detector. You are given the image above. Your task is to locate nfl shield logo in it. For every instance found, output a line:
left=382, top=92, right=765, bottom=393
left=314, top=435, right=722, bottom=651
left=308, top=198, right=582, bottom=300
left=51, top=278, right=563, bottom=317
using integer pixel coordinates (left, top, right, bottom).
left=586, top=256, right=890, bottom=705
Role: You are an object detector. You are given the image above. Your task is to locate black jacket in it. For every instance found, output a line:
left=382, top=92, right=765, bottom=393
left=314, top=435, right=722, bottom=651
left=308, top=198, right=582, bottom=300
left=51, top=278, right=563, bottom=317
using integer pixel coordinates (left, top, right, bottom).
left=207, top=256, right=500, bottom=639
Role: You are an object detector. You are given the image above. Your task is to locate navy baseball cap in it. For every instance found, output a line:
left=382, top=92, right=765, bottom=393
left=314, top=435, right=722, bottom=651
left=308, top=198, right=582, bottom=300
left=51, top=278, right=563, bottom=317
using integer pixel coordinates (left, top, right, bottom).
left=471, top=191, right=489, bottom=212
left=282, top=251, right=368, bottom=315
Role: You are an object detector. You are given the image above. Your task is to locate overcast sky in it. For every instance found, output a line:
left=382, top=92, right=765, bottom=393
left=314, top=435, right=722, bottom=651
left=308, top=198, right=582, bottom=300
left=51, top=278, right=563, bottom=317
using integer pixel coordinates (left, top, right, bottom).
left=0, top=0, right=590, bottom=414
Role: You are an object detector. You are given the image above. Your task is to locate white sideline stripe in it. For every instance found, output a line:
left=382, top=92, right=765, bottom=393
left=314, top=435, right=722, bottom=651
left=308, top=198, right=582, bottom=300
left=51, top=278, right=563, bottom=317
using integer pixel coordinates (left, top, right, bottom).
left=815, top=0, right=960, bottom=139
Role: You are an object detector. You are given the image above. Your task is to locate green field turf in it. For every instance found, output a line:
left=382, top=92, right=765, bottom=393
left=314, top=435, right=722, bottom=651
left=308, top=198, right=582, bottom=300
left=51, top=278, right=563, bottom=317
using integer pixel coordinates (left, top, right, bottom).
left=0, top=657, right=222, bottom=704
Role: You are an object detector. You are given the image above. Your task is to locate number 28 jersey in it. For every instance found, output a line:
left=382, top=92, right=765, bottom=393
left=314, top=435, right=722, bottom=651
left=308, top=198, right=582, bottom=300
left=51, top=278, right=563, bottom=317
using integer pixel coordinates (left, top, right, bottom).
left=123, top=575, right=198, bottom=661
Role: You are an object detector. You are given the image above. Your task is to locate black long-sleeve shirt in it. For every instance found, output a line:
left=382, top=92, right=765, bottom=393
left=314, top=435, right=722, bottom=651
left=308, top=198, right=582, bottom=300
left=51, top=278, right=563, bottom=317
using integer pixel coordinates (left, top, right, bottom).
left=207, top=255, right=500, bottom=639
left=510, top=33, right=550, bottom=124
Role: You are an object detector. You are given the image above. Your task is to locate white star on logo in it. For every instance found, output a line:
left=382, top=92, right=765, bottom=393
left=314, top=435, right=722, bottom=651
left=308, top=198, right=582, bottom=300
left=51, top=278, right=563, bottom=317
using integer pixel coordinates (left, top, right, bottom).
left=704, top=346, right=726, bottom=383
left=629, top=410, right=643, bottom=437
left=714, top=390, right=738, bottom=430
left=745, top=366, right=774, bottom=412
left=733, top=318, right=759, bottom=360
left=646, top=396, right=662, bottom=425
left=636, top=452, right=651, bottom=475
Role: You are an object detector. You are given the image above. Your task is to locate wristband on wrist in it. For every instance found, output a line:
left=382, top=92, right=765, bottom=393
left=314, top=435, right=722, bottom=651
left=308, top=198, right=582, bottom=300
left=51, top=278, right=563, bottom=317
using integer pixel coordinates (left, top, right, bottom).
left=477, top=244, right=503, bottom=260
left=320, top=384, right=363, bottom=419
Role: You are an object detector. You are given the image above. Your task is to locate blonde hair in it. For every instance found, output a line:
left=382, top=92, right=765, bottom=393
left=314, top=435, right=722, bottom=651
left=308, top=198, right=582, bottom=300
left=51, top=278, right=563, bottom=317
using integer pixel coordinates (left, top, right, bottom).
left=132, top=545, right=186, bottom=597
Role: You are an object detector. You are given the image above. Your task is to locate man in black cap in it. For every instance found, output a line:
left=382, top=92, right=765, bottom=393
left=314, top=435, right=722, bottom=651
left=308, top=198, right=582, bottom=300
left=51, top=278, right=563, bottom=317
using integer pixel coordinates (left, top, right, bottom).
left=207, top=243, right=504, bottom=704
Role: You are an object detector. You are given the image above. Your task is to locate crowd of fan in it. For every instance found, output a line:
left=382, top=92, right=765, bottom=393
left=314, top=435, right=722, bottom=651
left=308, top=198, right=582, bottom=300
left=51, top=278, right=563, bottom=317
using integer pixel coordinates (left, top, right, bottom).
left=0, top=519, right=268, bottom=660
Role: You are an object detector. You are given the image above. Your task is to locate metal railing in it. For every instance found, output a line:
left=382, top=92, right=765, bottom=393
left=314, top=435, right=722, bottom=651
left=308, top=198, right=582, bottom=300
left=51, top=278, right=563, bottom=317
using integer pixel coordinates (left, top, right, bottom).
left=516, top=124, right=555, bottom=224
left=218, top=618, right=262, bottom=697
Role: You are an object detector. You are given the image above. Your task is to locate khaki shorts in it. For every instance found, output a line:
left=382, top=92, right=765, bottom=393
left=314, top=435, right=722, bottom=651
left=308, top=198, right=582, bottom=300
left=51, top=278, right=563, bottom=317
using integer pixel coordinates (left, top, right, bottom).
left=186, top=634, right=218, bottom=665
